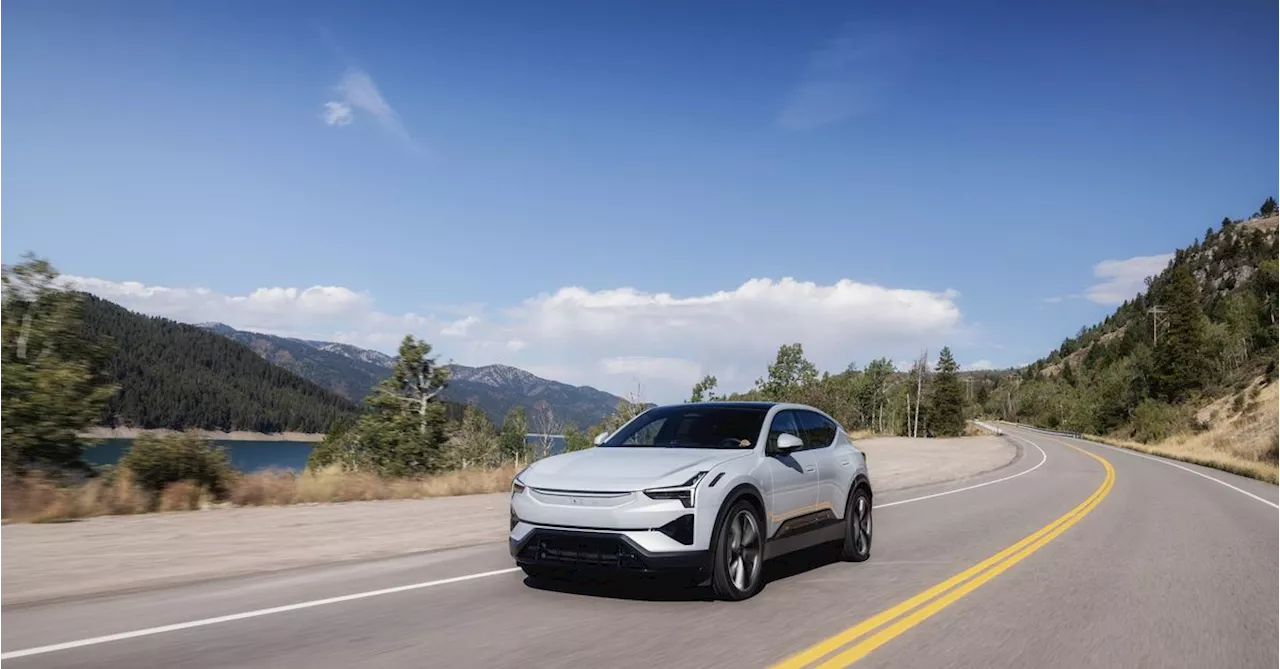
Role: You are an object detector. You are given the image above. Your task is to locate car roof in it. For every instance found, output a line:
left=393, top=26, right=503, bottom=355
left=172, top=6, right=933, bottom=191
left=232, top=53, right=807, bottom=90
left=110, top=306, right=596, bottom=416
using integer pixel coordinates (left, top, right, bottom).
left=668, top=401, right=777, bottom=409
left=661, top=401, right=824, bottom=412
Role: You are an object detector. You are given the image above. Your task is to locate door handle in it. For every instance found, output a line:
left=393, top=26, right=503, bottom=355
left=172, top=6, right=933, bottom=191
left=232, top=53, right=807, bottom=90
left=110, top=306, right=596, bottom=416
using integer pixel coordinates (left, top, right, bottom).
left=804, top=466, right=817, bottom=473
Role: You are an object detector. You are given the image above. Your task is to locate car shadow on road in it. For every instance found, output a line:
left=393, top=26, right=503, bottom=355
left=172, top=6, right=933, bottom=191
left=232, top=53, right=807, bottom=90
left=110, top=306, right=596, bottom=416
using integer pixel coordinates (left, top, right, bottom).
left=521, top=544, right=844, bottom=602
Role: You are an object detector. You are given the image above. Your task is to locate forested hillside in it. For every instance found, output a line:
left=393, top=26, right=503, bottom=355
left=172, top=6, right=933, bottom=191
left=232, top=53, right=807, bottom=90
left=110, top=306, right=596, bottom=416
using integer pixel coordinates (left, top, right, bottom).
left=82, top=296, right=359, bottom=433
left=987, top=201, right=1278, bottom=447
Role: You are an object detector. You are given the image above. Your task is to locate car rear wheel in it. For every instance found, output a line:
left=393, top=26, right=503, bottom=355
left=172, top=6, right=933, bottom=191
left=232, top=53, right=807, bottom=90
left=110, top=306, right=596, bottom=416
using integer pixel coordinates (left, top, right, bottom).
left=838, top=486, right=872, bottom=562
left=710, top=500, right=765, bottom=600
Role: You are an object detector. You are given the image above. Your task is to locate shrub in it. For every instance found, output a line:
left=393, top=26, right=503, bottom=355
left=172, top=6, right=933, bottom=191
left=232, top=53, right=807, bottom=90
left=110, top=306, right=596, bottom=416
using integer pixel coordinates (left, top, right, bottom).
left=1129, top=399, right=1187, bottom=444
left=120, top=433, right=236, bottom=499
left=158, top=481, right=209, bottom=512
left=1259, top=434, right=1280, bottom=465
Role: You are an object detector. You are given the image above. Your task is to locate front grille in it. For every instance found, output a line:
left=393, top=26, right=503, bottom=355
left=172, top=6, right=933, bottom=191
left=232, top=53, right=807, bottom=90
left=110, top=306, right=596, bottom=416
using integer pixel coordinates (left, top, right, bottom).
left=519, top=532, right=646, bottom=569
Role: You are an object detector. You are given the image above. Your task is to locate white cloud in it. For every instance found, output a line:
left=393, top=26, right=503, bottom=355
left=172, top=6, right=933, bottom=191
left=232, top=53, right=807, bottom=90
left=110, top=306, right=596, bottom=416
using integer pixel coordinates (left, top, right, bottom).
left=778, top=22, right=906, bottom=131
left=1085, top=253, right=1173, bottom=305
left=599, top=356, right=704, bottom=386
left=63, top=275, right=372, bottom=332
left=321, top=68, right=415, bottom=146
left=440, top=315, right=479, bottom=337
left=321, top=101, right=353, bottom=126
left=65, top=274, right=965, bottom=403
left=963, top=360, right=996, bottom=371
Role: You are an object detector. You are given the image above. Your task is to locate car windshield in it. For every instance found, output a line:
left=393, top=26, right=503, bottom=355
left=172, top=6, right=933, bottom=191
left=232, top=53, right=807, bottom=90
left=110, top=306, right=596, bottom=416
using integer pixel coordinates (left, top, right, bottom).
left=601, top=405, right=768, bottom=449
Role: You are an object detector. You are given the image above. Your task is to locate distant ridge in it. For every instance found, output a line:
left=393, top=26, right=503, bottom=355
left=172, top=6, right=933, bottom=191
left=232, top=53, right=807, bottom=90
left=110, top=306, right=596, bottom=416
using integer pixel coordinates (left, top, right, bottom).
left=196, top=324, right=628, bottom=428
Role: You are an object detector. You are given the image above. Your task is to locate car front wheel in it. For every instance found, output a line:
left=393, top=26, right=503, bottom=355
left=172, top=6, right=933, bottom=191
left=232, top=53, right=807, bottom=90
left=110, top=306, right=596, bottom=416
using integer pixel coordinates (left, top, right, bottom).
left=839, top=486, right=872, bottom=562
left=710, top=499, right=766, bottom=600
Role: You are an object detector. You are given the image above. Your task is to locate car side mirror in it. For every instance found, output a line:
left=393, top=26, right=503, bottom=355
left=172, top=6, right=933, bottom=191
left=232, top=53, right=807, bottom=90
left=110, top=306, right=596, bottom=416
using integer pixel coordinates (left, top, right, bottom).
left=593, top=431, right=610, bottom=446
left=776, top=433, right=804, bottom=452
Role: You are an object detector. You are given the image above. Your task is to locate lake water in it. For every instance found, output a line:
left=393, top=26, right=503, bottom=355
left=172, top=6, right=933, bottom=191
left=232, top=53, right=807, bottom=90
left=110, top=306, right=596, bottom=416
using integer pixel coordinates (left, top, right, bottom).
left=82, top=436, right=569, bottom=473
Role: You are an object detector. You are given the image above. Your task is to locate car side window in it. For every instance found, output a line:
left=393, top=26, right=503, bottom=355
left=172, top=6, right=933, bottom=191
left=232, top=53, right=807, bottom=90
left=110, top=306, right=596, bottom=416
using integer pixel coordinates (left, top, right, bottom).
left=797, top=411, right=837, bottom=449
left=766, top=410, right=802, bottom=451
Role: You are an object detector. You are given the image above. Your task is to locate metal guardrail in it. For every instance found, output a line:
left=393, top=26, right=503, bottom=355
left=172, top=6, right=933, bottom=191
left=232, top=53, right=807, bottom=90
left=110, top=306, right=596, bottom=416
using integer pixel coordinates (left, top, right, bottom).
left=995, top=421, right=1083, bottom=439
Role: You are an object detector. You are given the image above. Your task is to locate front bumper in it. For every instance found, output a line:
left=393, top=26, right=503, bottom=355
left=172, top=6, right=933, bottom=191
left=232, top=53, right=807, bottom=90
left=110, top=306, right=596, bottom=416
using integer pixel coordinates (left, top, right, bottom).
left=511, top=526, right=709, bottom=575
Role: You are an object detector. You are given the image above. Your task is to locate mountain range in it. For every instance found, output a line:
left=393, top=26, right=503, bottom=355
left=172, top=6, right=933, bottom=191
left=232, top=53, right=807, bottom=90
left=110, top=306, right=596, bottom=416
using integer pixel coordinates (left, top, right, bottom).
left=195, top=323, right=627, bottom=430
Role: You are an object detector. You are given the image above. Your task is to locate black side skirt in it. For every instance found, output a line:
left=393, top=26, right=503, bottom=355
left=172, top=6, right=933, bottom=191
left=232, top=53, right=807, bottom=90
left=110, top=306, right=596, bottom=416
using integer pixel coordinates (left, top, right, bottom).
left=764, top=511, right=845, bottom=560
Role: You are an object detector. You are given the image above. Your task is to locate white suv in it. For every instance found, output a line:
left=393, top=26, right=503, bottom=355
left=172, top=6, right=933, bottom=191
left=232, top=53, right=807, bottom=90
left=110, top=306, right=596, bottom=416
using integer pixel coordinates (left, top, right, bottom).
left=508, top=401, right=872, bottom=600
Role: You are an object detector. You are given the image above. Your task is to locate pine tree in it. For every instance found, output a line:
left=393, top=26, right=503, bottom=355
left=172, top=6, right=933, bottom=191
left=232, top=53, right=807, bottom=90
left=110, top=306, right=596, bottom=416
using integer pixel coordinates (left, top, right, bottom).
left=2, top=254, right=118, bottom=474
left=1152, top=264, right=1210, bottom=402
left=499, top=406, right=529, bottom=464
left=928, top=347, right=965, bottom=436
left=313, top=335, right=452, bottom=476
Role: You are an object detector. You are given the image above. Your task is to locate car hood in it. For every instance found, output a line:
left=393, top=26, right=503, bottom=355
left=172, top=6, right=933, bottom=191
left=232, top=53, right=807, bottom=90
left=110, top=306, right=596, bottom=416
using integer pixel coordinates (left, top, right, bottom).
left=518, top=447, right=751, bottom=492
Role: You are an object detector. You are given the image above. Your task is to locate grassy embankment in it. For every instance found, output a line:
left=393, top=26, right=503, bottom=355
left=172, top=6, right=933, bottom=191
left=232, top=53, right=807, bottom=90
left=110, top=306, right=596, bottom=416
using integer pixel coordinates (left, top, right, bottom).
left=1012, top=378, right=1280, bottom=484
left=2, top=463, right=520, bottom=524
left=1086, top=380, right=1279, bottom=484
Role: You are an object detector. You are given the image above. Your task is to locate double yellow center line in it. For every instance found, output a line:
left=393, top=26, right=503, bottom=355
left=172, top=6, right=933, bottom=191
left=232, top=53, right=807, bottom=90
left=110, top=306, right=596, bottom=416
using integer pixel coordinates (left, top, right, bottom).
left=771, top=439, right=1115, bottom=668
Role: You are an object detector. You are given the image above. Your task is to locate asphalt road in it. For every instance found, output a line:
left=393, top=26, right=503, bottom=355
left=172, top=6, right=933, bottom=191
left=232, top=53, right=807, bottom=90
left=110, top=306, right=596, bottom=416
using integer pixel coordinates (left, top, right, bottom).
left=4, top=426, right=1277, bottom=668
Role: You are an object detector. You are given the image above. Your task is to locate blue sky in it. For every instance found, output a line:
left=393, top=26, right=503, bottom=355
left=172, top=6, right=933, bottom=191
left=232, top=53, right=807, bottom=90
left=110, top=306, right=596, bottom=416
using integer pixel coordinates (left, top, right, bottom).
left=4, top=0, right=1277, bottom=401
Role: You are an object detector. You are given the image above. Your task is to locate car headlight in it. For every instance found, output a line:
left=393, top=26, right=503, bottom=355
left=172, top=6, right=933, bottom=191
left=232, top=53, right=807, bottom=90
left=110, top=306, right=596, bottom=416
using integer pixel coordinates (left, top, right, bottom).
left=643, top=471, right=708, bottom=508
left=511, top=471, right=528, bottom=495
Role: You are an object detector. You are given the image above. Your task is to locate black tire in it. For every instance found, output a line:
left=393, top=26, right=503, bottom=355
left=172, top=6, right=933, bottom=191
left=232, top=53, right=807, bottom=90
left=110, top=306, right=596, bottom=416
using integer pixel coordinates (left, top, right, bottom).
left=710, top=499, right=766, bottom=600
left=838, top=485, right=873, bottom=562
left=521, top=565, right=567, bottom=582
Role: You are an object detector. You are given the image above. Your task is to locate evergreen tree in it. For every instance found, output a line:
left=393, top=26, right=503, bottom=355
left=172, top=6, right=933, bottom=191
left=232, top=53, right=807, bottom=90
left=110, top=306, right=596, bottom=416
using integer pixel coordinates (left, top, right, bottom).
left=928, top=347, right=965, bottom=436
left=1258, top=196, right=1277, bottom=217
left=1060, top=361, right=1077, bottom=387
left=2, top=254, right=118, bottom=474
left=311, top=335, right=452, bottom=476
left=499, top=406, right=529, bottom=464
left=1152, top=264, right=1210, bottom=402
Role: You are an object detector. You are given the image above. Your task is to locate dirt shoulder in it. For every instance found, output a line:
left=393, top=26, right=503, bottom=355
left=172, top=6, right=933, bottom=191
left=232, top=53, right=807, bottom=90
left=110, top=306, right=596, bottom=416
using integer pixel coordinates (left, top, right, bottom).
left=1, top=435, right=1014, bottom=606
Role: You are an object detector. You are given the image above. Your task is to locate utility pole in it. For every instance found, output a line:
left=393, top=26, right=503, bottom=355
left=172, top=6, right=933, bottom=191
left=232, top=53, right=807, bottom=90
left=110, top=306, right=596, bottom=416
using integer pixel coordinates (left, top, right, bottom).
left=1148, top=305, right=1167, bottom=347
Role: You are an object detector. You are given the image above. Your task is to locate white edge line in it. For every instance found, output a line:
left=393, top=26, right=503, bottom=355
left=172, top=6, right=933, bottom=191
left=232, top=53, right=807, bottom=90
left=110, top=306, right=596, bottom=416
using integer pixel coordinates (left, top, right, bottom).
left=0, top=568, right=522, bottom=660
left=1022, top=427, right=1280, bottom=511
left=3, top=437, right=1051, bottom=660
left=877, top=436, right=1047, bottom=508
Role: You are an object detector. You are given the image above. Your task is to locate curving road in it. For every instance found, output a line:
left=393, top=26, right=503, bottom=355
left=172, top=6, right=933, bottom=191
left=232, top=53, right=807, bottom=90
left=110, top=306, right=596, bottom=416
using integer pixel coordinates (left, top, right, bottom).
left=3, top=426, right=1277, bottom=668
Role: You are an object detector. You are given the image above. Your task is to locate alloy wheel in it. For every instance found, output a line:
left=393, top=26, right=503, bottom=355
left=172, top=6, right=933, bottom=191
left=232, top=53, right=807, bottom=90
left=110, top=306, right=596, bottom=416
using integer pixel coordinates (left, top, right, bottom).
left=726, top=508, right=763, bottom=592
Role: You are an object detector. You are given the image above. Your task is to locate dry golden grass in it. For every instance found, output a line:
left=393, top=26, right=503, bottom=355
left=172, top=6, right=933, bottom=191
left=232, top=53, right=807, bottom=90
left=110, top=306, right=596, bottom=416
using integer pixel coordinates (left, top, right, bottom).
left=1090, top=434, right=1278, bottom=484
left=3, top=463, right=521, bottom=523
left=1088, top=382, right=1279, bottom=484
